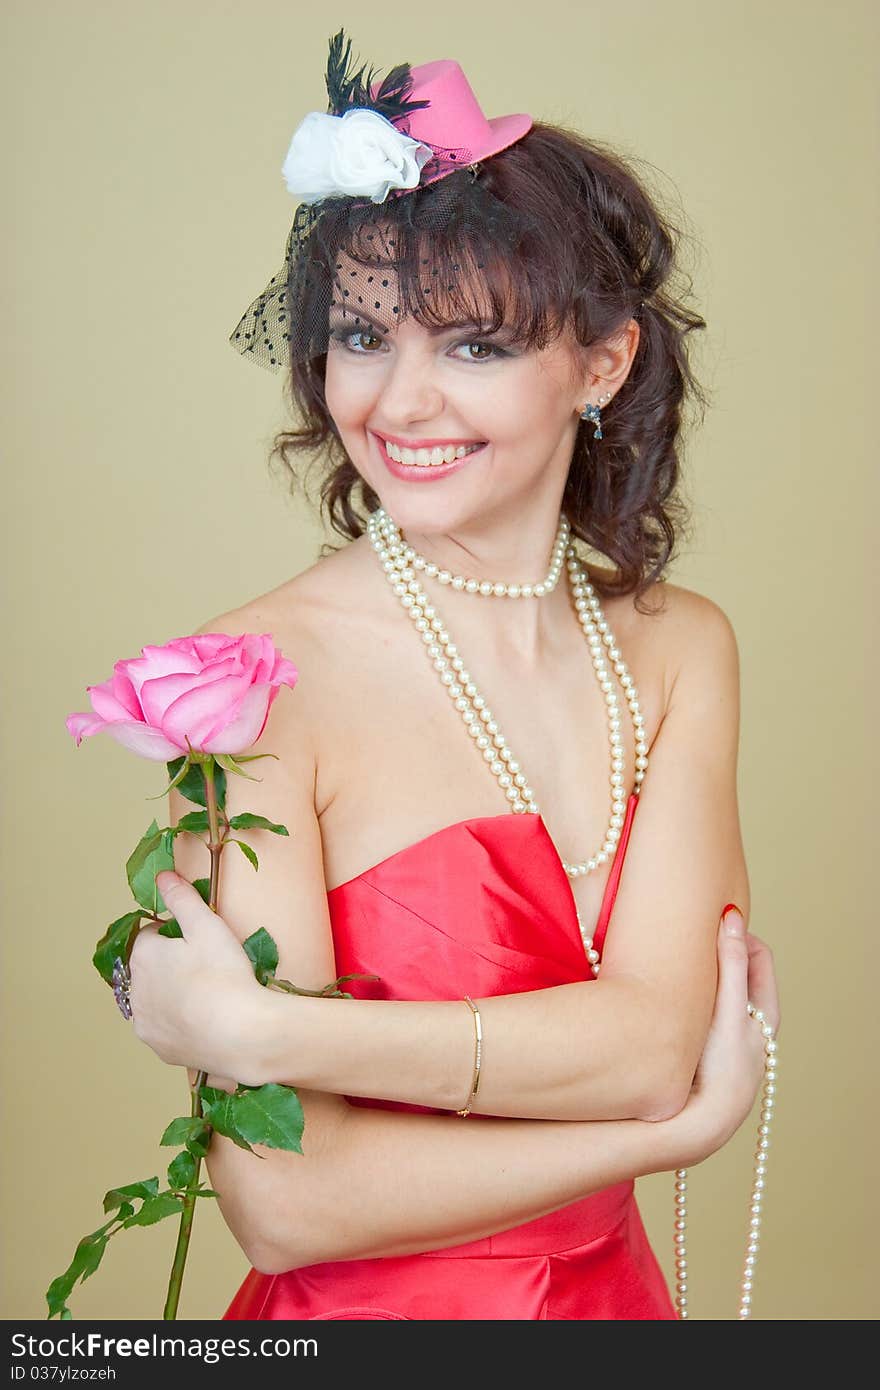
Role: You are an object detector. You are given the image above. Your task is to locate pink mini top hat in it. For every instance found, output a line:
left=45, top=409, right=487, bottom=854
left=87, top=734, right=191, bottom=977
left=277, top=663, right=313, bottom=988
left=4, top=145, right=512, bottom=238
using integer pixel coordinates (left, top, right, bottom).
left=231, top=29, right=536, bottom=369
left=375, top=57, right=533, bottom=193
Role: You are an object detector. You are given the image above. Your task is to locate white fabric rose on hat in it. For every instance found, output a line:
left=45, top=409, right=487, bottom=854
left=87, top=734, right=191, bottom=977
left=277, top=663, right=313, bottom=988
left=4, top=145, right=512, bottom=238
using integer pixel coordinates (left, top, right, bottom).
left=281, top=107, right=434, bottom=205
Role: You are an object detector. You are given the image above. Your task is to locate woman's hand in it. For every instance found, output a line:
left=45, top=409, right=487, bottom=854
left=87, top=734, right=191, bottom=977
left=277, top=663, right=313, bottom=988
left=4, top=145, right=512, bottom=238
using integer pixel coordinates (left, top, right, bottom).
left=128, top=871, right=268, bottom=1086
left=658, top=909, right=780, bottom=1170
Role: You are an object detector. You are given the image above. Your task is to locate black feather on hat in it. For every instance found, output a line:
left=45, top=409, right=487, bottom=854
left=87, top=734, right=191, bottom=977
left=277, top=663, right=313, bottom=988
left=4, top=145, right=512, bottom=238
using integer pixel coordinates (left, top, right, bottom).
left=324, top=27, right=431, bottom=124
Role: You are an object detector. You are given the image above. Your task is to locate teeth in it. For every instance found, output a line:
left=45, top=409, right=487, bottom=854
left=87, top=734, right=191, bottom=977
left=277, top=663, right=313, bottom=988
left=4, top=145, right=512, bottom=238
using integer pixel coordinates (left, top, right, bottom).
left=384, top=440, right=482, bottom=466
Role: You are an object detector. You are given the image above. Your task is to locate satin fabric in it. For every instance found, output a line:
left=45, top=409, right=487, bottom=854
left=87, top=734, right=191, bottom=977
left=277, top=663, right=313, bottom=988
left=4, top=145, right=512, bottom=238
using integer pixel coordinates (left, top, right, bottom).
left=224, top=793, right=677, bottom=1320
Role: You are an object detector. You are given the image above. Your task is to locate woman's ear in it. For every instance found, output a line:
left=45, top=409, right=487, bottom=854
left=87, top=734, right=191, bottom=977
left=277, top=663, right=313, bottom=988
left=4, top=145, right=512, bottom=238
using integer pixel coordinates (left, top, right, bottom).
left=574, top=317, right=640, bottom=410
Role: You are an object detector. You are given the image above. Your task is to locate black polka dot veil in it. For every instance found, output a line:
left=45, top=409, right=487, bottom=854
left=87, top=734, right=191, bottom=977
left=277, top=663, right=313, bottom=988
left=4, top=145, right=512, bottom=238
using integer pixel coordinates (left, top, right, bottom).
left=227, top=30, right=540, bottom=372
left=228, top=161, right=541, bottom=372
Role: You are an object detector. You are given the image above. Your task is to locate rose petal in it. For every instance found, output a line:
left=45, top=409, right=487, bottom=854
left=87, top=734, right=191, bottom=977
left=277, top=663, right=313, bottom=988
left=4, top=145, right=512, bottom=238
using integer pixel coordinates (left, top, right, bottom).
left=161, top=671, right=257, bottom=750
left=200, top=683, right=273, bottom=754
left=86, top=679, right=142, bottom=725
left=122, top=644, right=202, bottom=701
left=109, top=670, right=143, bottom=719
left=270, top=655, right=299, bottom=689
left=66, top=711, right=108, bottom=746
left=102, top=720, right=185, bottom=761
left=171, top=633, right=232, bottom=662
left=139, top=657, right=240, bottom=727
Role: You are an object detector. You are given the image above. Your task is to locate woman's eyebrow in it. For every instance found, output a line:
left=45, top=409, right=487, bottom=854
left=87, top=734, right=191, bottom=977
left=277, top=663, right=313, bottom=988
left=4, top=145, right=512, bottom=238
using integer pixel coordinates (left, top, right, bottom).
left=328, top=307, right=497, bottom=336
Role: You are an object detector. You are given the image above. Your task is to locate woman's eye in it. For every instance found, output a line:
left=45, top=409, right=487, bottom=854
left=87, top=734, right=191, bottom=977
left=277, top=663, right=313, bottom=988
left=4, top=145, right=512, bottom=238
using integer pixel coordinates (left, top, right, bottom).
left=329, top=328, right=383, bottom=352
left=328, top=329, right=507, bottom=363
left=455, top=341, right=504, bottom=362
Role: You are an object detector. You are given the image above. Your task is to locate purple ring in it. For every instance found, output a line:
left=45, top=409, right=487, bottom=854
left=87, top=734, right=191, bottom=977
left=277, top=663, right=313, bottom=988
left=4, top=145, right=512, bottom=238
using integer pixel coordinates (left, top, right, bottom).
left=111, top=956, right=132, bottom=1022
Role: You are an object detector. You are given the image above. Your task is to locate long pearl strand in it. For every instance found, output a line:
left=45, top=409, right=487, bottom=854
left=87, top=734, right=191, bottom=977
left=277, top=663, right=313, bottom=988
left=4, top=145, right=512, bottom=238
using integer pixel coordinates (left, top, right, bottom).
left=673, top=1009, right=778, bottom=1319
left=366, top=504, right=777, bottom=1319
left=367, top=507, right=644, bottom=976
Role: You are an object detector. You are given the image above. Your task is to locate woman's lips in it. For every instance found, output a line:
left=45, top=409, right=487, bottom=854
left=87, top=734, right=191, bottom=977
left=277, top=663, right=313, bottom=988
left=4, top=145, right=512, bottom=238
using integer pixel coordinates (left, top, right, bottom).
left=374, top=434, right=488, bottom=482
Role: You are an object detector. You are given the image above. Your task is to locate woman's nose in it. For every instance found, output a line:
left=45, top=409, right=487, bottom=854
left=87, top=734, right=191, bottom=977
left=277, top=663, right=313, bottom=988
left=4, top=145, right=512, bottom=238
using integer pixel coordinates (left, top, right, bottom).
left=377, top=347, right=444, bottom=418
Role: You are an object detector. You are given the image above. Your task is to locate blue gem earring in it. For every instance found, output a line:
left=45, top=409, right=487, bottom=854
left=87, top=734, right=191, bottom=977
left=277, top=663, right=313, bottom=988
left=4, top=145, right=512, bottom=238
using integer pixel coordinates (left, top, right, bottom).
left=580, top=391, right=613, bottom=440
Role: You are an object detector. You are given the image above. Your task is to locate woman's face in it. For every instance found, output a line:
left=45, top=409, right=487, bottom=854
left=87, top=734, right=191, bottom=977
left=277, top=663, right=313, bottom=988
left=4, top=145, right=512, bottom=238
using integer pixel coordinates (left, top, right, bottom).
left=323, top=247, right=591, bottom=539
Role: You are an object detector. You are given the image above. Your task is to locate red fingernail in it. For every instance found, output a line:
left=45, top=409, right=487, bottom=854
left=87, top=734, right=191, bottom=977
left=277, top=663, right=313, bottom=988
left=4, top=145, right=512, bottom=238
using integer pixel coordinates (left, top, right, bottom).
left=721, top=902, right=743, bottom=921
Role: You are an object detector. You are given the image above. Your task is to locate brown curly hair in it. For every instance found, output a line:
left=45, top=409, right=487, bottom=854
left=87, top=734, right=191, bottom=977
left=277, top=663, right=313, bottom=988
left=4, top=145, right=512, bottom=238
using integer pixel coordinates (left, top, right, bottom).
left=267, top=121, right=710, bottom=613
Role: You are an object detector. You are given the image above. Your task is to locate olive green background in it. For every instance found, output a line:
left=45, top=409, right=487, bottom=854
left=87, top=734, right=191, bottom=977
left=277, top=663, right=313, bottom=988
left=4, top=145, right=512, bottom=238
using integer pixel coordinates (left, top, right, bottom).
left=3, top=1, right=876, bottom=1320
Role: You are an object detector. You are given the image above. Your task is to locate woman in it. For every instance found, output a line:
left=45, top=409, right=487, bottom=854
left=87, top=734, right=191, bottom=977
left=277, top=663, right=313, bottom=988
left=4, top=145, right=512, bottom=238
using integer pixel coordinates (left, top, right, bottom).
left=128, top=32, right=780, bottom=1320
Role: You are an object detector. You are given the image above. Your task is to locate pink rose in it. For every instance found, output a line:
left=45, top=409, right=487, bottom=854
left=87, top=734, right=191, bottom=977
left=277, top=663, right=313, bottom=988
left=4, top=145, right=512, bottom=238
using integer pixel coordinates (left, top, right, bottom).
left=66, top=633, right=299, bottom=761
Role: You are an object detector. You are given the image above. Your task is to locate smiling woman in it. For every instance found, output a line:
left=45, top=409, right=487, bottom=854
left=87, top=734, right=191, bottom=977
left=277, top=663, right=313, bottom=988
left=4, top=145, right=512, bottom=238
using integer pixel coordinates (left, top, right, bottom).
left=230, top=41, right=708, bottom=606
left=325, top=286, right=600, bottom=526
left=121, top=28, right=782, bottom=1323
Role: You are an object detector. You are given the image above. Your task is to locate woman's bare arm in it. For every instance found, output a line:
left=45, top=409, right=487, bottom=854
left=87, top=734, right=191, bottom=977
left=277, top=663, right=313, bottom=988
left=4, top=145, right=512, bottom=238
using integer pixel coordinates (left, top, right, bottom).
left=243, top=591, right=749, bottom=1122
left=188, top=918, right=772, bottom=1278
left=204, top=1089, right=682, bottom=1275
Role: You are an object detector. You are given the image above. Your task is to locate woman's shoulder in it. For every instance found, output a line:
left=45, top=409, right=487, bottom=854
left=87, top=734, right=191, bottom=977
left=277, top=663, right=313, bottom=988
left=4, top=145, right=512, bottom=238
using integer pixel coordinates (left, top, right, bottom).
left=196, top=535, right=379, bottom=650
left=586, top=572, right=739, bottom=724
left=586, top=567, right=736, bottom=653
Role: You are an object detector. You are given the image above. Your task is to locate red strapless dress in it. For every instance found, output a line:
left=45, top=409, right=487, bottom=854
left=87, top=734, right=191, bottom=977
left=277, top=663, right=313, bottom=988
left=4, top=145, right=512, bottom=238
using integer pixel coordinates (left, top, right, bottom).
left=224, top=792, right=677, bottom=1320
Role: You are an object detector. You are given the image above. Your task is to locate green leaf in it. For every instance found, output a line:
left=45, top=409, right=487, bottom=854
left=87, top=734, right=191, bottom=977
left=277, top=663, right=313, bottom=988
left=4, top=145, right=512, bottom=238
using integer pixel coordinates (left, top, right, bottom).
left=204, top=1083, right=304, bottom=1156
left=199, top=1101, right=256, bottom=1155
left=243, top=928, right=279, bottom=985
left=146, top=755, right=195, bottom=802
left=230, top=838, right=259, bottom=871
left=126, top=821, right=176, bottom=914
left=198, top=1085, right=229, bottom=1106
left=45, top=1215, right=117, bottom=1318
left=173, top=810, right=210, bottom=836
left=103, top=1177, right=159, bottom=1213
left=213, top=752, right=261, bottom=783
left=158, top=917, right=183, bottom=938
left=165, top=756, right=227, bottom=813
left=192, top=1184, right=222, bottom=1199
left=227, top=813, right=289, bottom=836
left=160, top=1116, right=212, bottom=1155
left=193, top=877, right=211, bottom=905
left=226, top=752, right=279, bottom=764
left=167, top=1150, right=196, bottom=1191
left=121, top=1193, right=185, bottom=1228
left=92, top=910, right=143, bottom=985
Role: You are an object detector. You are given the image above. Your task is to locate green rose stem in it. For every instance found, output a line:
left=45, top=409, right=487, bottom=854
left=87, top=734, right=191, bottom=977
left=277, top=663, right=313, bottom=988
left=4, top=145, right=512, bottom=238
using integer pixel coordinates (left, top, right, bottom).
left=162, top=751, right=223, bottom=1322
left=159, top=750, right=372, bottom=1318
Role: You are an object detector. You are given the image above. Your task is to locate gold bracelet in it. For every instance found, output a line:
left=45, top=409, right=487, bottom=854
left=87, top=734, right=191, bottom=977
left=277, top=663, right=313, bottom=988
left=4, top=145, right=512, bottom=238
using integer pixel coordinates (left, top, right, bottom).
left=455, top=995, right=482, bottom=1116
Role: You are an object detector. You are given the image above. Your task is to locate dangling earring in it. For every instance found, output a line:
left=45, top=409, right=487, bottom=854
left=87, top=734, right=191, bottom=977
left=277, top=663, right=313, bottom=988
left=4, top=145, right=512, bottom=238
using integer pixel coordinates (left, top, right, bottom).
left=580, top=391, right=613, bottom=440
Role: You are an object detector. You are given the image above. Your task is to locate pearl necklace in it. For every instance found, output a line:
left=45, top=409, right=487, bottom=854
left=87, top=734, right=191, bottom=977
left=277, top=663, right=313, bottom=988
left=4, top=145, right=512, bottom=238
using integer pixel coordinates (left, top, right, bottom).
left=408, top=511, right=571, bottom=598
left=367, top=508, right=650, bottom=894
left=366, top=504, right=777, bottom=1319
